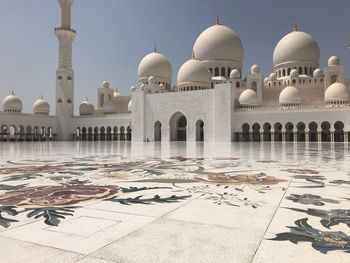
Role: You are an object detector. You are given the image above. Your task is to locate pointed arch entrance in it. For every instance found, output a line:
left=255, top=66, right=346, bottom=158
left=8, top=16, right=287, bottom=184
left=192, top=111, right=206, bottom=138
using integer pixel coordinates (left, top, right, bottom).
left=196, top=120, right=204, bottom=141
left=154, top=121, right=161, bottom=141
left=170, top=112, right=187, bottom=141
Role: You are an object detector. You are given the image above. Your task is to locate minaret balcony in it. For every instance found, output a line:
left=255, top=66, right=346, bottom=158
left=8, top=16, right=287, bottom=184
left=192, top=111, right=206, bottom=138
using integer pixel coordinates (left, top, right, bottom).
left=54, top=27, right=76, bottom=34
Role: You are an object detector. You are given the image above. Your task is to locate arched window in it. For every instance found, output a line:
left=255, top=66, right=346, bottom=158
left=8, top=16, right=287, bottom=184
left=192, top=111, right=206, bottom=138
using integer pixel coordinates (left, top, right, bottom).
left=227, top=67, right=231, bottom=76
left=304, top=67, right=308, bottom=75
left=252, top=81, right=257, bottom=92
left=221, top=67, right=226, bottom=76
left=67, top=76, right=72, bottom=81
left=331, top=75, right=338, bottom=84
left=236, top=81, right=240, bottom=88
left=287, top=68, right=291, bottom=75
left=283, top=69, right=286, bottom=76
left=299, top=67, right=302, bottom=74
left=214, top=67, right=219, bottom=76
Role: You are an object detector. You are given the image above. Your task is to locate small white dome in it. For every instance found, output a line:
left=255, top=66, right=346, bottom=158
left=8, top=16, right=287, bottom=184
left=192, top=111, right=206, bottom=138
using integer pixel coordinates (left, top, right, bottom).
left=230, top=69, right=240, bottom=79
left=279, top=86, right=302, bottom=105
left=325, top=82, right=350, bottom=102
left=103, top=99, right=117, bottom=114
left=264, top=77, right=270, bottom=83
left=128, top=100, right=132, bottom=113
left=3, top=91, right=22, bottom=113
left=33, top=96, right=50, bottom=115
left=138, top=51, right=172, bottom=81
left=328, top=56, right=340, bottom=66
left=193, top=22, right=243, bottom=65
left=102, top=81, right=110, bottom=89
left=148, top=76, right=156, bottom=85
left=140, top=83, right=145, bottom=90
left=113, top=89, right=121, bottom=98
left=313, top=68, right=323, bottom=77
left=250, top=64, right=260, bottom=74
left=269, top=73, right=277, bottom=79
left=177, top=58, right=211, bottom=85
left=79, top=99, right=94, bottom=116
left=273, top=30, right=320, bottom=67
left=130, top=86, right=137, bottom=93
left=290, top=68, right=299, bottom=78
left=239, top=89, right=259, bottom=106
left=159, top=83, right=165, bottom=89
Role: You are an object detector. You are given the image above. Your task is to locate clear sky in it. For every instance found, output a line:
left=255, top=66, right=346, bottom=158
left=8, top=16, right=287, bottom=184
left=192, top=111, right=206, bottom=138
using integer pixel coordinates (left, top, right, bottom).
left=0, top=0, right=349, bottom=113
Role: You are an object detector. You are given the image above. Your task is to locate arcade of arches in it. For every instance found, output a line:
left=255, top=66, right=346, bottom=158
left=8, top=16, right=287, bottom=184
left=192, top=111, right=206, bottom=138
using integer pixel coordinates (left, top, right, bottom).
left=75, top=126, right=132, bottom=141
left=236, top=121, right=348, bottom=142
left=0, top=125, right=54, bottom=141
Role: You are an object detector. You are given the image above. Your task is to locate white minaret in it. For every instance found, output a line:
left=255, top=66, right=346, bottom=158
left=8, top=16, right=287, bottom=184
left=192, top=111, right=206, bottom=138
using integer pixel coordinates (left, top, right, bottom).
left=55, top=0, right=76, bottom=140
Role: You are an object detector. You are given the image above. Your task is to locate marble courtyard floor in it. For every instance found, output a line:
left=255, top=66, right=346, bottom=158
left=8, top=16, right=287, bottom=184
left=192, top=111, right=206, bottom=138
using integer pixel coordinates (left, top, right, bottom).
left=0, top=142, right=350, bottom=263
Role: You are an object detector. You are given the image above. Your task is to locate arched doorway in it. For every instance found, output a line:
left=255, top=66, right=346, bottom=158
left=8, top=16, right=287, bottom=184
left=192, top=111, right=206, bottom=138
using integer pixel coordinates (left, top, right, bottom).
left=94, top=127, right=99, bottom=141
left=81, top=127, right=87, bottom=141
left=196, top=120, right=204, bottom=141
left=334, top=121, right=344, bottom=142
left=242, top=123, right=250, bottom=142
left=170, top=112, right=187, bottom=141
left=126, top=126, right=132, bottom=141
left=321, top=122, right=331, bottom=142
left=88, top=127, right=93, bottom=141
left=154, top=121, right=161, bottom=141
left=263, top=123, right=271, bottom=142
left=113, top=127, right=118, bottom=141
left=285, top=122, right=294, bottom=142
left=120, top=126, right=125, bottom=141
left=252, top=123, right=260, bottom=142
left=106, top=127, right=112, bottom=141
left=274, top=123, right=282, bottom=142
left=100, top=127, right=106, bottom=141
left=18, top=126, right=25, bottom=141
left=26, top=126, right=32, bottom=141
left=297, top=122, right=306, bottom=142
left=309, top=122, right=318, bottom=142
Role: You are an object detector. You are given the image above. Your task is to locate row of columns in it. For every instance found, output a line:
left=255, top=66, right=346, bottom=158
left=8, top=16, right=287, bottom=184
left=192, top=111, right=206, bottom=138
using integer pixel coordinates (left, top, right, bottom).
left=236, top=131, right=348, bottom=143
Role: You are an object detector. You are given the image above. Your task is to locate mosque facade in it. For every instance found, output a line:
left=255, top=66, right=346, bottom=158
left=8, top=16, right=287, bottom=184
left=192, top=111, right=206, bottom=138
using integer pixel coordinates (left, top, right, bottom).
left=1, top=0, right=350, bottom=143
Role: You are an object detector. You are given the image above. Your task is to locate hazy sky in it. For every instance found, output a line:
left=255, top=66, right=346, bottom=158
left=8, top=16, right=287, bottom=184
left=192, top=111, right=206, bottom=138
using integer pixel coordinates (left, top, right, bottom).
left=0, top=0, right=349, bottom=113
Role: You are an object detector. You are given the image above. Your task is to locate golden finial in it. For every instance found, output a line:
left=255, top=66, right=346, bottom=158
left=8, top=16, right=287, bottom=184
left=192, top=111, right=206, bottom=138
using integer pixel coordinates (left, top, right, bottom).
left=293, top=22, right=298, bottom=32
left=215, top=14, right=220, bottom=25
left=192, top=50, right=196, bottom=59
left=40, top=95, right=43, bottom=99
left=153, top=42, right=157, bottom=53
left=85, top=97, right=89, bottom=101
left=11, top=90, right=14, bottom=95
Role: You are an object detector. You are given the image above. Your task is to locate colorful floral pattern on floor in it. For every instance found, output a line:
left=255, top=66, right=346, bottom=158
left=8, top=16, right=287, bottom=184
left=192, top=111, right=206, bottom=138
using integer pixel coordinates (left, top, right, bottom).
left=0, top=148, right=350, bottom=258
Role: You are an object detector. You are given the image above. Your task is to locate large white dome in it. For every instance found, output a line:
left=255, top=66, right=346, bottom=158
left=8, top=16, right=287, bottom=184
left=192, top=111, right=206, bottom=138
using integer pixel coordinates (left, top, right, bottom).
left=33, top=96, right=50, bottom=115
left=239, top=89, right=258, bottom=106
left=79, top=99, right=94, bottom=116
left=279, top=86, right=302, bottom=105
left=273, top=30, right=320, bottom=67
left=325, top=82, right=350, bottom=102
left=3, top=92, right=22, bottom=113
left=177, top=58, right=211, bottom=85
left=193, top=23, right=243, bottom=64
left=138, top=51, right=172, bottom=81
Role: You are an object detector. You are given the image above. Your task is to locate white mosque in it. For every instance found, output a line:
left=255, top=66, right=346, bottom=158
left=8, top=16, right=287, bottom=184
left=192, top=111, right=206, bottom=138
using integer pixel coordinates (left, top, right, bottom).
left=1, top=0, right=350, bottom=143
